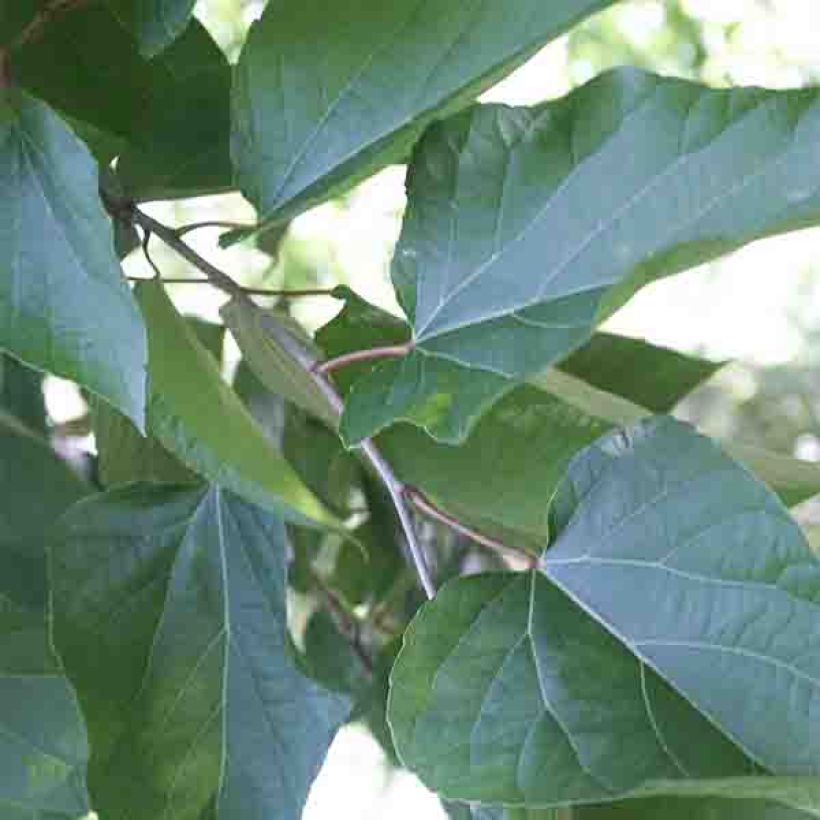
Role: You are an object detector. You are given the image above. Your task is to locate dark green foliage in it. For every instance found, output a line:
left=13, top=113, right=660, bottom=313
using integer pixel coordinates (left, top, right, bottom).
left=2, top=3, right=820, bottom=818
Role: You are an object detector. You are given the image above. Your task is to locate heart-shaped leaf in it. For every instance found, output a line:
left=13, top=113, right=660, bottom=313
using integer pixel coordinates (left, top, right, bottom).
left=543, top=416, right=820, bottom=774
left=51, top=484, right=350, bottom=820
left=395, top=69, right=820, bottom=389
left=390, top=417, right=820, bottom=810
left=388, top=570, right=754, bottom=807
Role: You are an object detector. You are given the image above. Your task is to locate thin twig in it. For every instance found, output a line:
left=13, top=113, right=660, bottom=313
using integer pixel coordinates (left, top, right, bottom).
left=174, top=221, right=255, bottom=237
left=128, top=205, right=437, bottom=600
left=313, top=343, right=412, bottom=375
left=130, top=208, right=247, bottom=299
left=126, top=275, right=335, bottom=298
left=406, top=486, right=537, bottom=568
left=139, top=230, right=162, bottom=280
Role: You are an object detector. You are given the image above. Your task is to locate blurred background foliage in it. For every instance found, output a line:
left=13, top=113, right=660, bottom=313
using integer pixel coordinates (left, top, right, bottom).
left=17, top=2, right=820, bottom=817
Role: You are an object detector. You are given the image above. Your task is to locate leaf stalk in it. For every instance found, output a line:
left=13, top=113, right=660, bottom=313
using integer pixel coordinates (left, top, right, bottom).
left=313, top=343, right=412, bottom=375
left=405, top=486, right=537, bottom=568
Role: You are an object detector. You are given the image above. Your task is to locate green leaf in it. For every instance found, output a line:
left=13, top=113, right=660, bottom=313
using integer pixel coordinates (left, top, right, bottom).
left=557, top=333, right=723, bottom=414
left=222, top=298, right=338, bottom=430
left=388, top=571, right=754, bottom=808
left=11, top=7, right=230, bottom=198
left=543, top=416, right=820, bottom=774
left=315, top=287, right=410, bottom=392
left=396, top=69, right=820, bottom=384
left=344, top=329, right=723, bottom=447
left=532, top=369, right=820, bottom=509
left=231, top=0, right=617, bottom=228
left=340, top=350, right=510, bottom=447
left=136, top=280, right=338, bottom=528
left=185, top=316, right=225, bottom=364
left=283, top=409, right=361, bottom=517
left=351, top=638, right=401, bottom=764
left=322, top=287, right=719, bottom=449
left=105, top=0, right=196, bottom=58
left=92, top=399, right=198, bottom=488
left=327, top=472, right=405, bottom=607
left=321, top=291, right=818, bottom=553
left=51, top=484, right=349, bottom=820
left=0, top=422, right=90, bottom=816
left=577, top=795, right=815, bottom=819
left=1, top=354, right=47, bottom=436
left=0, top=1, right=37, bottom=43
left=381, top=385, right=611, bottom=548
left=301, top=609, right=368, bottom=695
left=0, top=90, right=146, bottom=427
left=446, top=801, right=566, bottom=819
left=389, top=419, right=820, bottom=809
left=233, top=360, right=286, bottom=445
left=93, top=315, right=223, bottom=488
left=633, top=779, right=820, bottom=815
left=319, top=290, right=517, bottom=446
left=729, top=446, right=820, bottom=509
left=317, top=288, right=520, bottom=448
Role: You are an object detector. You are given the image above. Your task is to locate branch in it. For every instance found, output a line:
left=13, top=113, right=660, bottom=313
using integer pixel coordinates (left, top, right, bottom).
left=128, top=205, right=437, bottom=599
left=313, top=343, right=412, bottom=375
left=131, top=208, right=248, bottom=300
left=174, top=221, right=255, bottom=237
left=126, top=276, right=336, bottom=298
left=406, top=486, right=537, bottom=569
